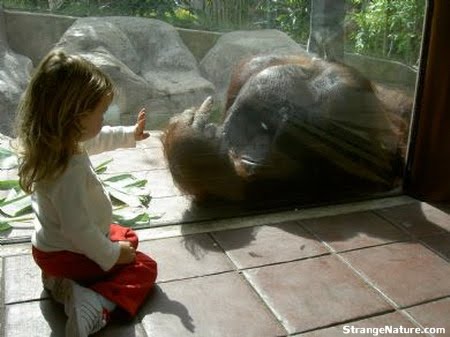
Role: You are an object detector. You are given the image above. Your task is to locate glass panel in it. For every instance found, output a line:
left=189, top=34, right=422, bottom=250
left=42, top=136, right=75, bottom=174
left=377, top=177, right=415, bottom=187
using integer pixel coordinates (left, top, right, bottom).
left=0, top=1, right=427, bottom=224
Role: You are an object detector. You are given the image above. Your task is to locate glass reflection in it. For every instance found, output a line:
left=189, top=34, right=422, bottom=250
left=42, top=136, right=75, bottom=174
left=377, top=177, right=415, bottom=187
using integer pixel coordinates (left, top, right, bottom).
left=0, top=0, right=425, bottom=209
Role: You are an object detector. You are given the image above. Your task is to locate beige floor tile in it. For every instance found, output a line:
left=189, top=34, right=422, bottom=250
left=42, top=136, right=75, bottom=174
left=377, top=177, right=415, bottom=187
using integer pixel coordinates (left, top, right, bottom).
left=298, top=311, right=426, bottom=336
left=212, top=220, right=329, bottom=268
left=244, top=255, right=392, bottom=334
left=139, top=233, right=234, bottom=282
left=404, top=297, right=450, bottom=334
left=301, top=211, right=408, bottom=252
left=140, top=273, right=286, bottom=337
left=376, top=203, right=450, bottom=237
left=342, top=242, right=450, bottom=307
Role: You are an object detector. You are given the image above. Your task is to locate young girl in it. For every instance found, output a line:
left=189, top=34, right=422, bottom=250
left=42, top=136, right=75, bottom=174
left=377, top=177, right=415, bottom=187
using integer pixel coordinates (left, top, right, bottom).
left=15, top=49, right=157, bottom=337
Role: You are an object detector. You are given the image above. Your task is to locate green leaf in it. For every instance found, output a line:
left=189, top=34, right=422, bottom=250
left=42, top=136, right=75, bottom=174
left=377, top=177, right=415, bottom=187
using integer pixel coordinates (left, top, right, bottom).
left=125, top=179, right=148, bottom=188
left=102, top=173, right=134, bottom=182
left=0, top=155, right=154, bottom=230
left=0, top=147, right=15, bottom=159
left=107, top=187, right=143, bottom=207
left=112, top=206, right=162, bottom=228
left=139, top=194, right=152, bottom=208
left=0, top=180, right=20, bottom=190
left=0, top=147, right=18, bottom=169
left=0, top=221, right=12, bottom=233
left=0, top=190, right=32, bottom=217
left=112, top=209, right=151, bottom=227
left=94, top=158, right=113, bottom=174
left=104, top=173, right=148, bottom=189
left=0, top=214, right=34, bottom=232
left=102, top=173, right=151, bottom=208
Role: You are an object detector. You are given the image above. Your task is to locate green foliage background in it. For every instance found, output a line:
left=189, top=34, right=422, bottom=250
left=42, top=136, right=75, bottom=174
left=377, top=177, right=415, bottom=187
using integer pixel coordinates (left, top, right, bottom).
left=1, top=0, right=426, bottom=65
left=346, top=0, right=425, bottom=66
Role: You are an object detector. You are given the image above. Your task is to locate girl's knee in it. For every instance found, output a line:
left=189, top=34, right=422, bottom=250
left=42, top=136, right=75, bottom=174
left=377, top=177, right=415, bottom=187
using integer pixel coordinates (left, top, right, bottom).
left=136, top=252, right=158, bottom=279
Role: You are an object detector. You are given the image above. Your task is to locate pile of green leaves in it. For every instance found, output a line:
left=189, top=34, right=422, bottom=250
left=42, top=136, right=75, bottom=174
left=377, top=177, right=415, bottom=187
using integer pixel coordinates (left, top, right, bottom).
left=0, top=146, right=157, bottom=234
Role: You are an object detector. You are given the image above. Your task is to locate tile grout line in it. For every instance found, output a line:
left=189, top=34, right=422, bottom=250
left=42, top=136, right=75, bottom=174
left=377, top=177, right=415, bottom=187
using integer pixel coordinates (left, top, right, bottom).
left=206, top=232, right=294, bottom=336
left=232, top=252, right=334, bottom=273
left=239, top=270, right=291, bottom=337
left=398, top=295, right=450, bottom=311
left=331, top=243, right=450, bottom=320
left=296, top=220, right=407, bottom=316
left=292, top=217, right=421, bottom=334
left=203, top=231, right=334, bottom=274
left=207, top=231, right=242, bottom=271
left=372, top=209, right=418, bottom=238
left=321, top=238, right=413, bottom=255
left=397, top=295, right=450, bottom=337
left=2, top=198, right=448, bottom=336
left=371, top=209, right=450, bottom=263
left=298, top=210, right=450, bottom=311
left=3, top=297, right=51, bottom=307
left=334, top=249, right=402, bottom=310
left=418, top=238, right=450, bottom=263
left=0, top=195, right=417, bottom=251
left=286, top=309, right=398, bottom=336
left=206, top=218, right=392, bottom=336
left=208, top=221, right=336, bottom=336
left=137, top=195, right=418, bottom=242
left=236, top=269, right=291, bottom=336
left=327, top=250, right=437, bottom=337
left=155, top=269, right=237, bottom=285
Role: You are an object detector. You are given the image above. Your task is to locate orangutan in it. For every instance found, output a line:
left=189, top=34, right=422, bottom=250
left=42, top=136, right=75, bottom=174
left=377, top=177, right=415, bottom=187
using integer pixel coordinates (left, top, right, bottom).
left=161, top=53, right=411, bottom=205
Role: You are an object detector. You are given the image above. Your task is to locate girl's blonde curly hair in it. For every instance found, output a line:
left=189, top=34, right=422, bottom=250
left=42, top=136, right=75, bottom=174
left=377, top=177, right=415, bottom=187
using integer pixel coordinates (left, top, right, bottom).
left=15, top=49, right=114, bottom=193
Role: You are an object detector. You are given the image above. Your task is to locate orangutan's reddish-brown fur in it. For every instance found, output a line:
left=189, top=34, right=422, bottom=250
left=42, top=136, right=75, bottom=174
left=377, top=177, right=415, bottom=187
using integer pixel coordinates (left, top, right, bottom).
left=162, top=53, right=412, bottom=205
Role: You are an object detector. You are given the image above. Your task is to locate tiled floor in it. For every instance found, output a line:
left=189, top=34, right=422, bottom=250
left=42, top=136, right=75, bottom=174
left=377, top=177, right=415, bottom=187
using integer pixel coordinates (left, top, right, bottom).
left=1, top=132, right=449, bottom=336
left=1, top=200, right=450, bottom=337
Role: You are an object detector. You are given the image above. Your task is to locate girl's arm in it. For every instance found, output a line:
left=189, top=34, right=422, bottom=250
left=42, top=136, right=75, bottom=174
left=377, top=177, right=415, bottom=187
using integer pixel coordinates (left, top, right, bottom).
left=83, top=125, right=136, bottom=155
left=83, top=108, right=149, bottom=155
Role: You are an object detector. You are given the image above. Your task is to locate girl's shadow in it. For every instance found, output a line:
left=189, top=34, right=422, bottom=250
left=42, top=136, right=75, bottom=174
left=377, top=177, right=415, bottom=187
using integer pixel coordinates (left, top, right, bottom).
left=139, top=285, right=195, bottom=333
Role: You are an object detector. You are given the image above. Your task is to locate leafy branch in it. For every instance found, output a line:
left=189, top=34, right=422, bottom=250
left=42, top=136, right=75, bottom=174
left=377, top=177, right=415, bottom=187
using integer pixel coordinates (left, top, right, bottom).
left=0, top=147, right=158, bottom=233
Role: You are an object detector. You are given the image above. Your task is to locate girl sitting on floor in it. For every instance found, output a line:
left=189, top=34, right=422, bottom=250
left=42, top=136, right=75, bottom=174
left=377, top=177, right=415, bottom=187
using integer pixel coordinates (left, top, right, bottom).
left=15, top=49, right=158, bottom=337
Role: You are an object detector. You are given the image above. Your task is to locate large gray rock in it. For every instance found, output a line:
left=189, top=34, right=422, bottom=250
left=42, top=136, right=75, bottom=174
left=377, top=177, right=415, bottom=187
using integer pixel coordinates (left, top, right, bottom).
left=0, top=10, right=32, bottom=137
left=3, top=10, right=76, bottom=65
left=55, top=17, right=215, bottom=128
left=200, top=30, right=308, bottom=106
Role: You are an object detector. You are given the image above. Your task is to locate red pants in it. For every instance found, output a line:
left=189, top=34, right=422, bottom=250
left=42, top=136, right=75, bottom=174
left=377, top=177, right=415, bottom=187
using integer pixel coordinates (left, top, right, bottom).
left=32, top=224, right=157, bottom=318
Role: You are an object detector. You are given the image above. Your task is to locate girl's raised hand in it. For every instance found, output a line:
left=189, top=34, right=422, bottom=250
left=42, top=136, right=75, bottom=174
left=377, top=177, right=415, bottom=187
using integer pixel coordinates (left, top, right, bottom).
left=134, top=108, right=150, bottom=141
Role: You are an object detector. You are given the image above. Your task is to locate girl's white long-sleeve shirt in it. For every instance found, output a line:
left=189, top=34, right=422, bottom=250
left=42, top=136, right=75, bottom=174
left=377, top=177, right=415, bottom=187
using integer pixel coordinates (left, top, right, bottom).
left=31, top=126, right=136, bottom=271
